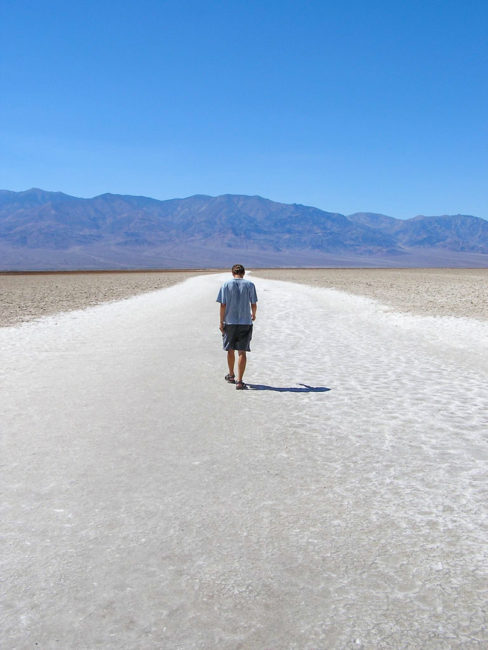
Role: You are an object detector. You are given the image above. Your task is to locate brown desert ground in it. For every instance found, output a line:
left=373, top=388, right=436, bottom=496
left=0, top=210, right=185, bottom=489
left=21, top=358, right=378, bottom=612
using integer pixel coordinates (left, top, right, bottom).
left=0, top=270, right=216, bottom=327
left=0, top=268, right=487, bottom=327
left=253, top=268, right=488, bottom=321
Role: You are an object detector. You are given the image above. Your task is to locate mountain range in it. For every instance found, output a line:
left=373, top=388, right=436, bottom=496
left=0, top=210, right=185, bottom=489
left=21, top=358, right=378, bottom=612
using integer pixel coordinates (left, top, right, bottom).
left=1, top=188, right=487, bottom=269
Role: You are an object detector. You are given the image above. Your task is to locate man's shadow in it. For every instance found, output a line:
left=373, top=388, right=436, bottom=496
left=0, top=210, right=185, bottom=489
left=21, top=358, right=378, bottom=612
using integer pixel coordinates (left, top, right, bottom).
left=247, top=383, right=331, bottom=393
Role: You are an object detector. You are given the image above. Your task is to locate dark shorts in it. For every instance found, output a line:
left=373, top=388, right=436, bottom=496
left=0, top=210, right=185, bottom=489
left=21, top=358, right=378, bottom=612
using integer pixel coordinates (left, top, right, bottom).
left=222, top=324, right=253, bottom=351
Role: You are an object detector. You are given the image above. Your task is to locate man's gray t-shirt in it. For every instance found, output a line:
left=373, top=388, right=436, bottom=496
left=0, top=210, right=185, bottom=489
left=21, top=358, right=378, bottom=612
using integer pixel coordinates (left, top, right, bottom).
left=216, top=278, right=258, bottom=325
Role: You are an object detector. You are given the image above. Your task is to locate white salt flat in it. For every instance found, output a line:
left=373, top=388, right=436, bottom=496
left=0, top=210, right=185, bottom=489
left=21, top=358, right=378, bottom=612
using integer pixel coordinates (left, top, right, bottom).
left=1, top=273, right=487, bottom=648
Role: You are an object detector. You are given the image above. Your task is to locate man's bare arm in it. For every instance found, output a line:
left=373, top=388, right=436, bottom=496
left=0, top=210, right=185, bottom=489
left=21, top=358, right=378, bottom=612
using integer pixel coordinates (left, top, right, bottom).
left=251, top=303, right=257, bottom=321
left=219, top=303, right=226, bottom=332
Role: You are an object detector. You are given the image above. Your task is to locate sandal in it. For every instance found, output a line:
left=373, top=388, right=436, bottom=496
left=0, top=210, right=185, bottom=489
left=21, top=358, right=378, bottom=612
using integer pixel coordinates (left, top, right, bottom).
left=236, top=381, right=247, bottom=390
left=225, top=374, right=236, bottom=384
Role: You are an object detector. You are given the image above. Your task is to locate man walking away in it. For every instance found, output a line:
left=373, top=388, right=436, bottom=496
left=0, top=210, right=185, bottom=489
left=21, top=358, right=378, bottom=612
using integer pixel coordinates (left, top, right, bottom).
left=217, top=264, right=258, bottom=390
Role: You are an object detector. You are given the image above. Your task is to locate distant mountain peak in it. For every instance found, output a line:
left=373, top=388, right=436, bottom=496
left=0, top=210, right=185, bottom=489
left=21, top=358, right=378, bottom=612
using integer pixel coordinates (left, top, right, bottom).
left=410, top=213, right=478, bottom=222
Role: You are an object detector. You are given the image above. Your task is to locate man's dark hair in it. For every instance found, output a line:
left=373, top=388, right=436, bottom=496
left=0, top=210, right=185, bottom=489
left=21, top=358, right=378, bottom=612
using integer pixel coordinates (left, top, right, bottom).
left=232, top=264, right=245, bottom=276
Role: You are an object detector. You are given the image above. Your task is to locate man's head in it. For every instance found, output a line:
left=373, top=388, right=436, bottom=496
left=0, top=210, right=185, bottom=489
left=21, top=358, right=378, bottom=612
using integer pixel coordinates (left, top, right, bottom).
left=232, top=264, right=245, bottom=277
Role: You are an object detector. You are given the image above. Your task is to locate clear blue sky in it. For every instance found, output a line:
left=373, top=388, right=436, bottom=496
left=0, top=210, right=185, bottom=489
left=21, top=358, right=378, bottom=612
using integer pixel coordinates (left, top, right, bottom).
left=1, top=0, right=487, bottom=219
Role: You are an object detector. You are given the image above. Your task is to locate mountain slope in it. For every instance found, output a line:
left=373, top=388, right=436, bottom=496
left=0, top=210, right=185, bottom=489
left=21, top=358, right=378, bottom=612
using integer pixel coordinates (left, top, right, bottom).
left=397, top=215, right=488, bottom=252
left=347, top=212, right=401, bottom=234
left=0, top=190, right=399, bottom=253
left=0, top=189, right=487, bottom=269
left=348, top=211, right=488, bottom=253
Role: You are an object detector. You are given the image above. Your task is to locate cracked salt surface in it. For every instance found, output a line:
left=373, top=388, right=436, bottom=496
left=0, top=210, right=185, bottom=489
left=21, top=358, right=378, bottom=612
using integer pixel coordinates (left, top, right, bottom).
left=1, top=273, right=487, bottom=648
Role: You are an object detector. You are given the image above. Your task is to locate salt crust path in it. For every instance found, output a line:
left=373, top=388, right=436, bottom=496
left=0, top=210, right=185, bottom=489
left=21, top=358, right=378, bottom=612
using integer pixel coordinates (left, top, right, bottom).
left=1, top=274, right=487, bottom=649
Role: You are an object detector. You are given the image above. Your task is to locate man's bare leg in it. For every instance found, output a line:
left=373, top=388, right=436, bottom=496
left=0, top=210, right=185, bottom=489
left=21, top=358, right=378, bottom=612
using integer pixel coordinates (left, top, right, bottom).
left=227, top=349, right=235, bottom=376
left=237, top=350, right=247, bottom=383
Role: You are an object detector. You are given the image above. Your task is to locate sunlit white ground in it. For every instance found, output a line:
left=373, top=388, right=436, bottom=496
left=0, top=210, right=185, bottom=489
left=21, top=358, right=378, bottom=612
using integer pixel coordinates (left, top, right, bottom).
left=1, top=273, right=487, bottom=649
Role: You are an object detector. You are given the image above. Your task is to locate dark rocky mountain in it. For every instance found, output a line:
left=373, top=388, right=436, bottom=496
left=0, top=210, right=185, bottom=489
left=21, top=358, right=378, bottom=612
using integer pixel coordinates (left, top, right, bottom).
left=396, top=214, right=488, bottom=252
left=347, top=212, right=401, bottom=233
left=348, top=211, right=488, bottom=252
left=0, top=189, right=487, bottom=269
